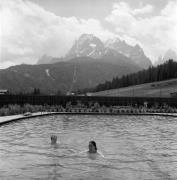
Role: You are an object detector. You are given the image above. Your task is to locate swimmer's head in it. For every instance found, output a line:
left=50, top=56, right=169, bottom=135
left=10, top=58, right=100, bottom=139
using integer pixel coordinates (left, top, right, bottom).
left=51, top=135, right=57, bottom=144
left=88, top=141, right=97, bottom=153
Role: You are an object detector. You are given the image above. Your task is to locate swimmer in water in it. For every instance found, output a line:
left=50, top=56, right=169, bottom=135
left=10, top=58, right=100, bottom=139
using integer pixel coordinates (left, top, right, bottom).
left=51, top=135, right=57, bottom=145
left=87, top=141, right=100, bottom=160
left=80, top=140, right=104, bottom=159
left=69, top=140, right=105, bottom=159
left=88, top=141, right=97, bottom=153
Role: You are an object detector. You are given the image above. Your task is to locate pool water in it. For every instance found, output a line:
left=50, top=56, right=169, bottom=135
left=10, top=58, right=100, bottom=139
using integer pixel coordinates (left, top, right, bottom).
left=0, top=115, right=177, bottom=180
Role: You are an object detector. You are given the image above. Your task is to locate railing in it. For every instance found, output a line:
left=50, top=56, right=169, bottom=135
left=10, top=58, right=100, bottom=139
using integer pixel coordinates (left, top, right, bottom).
left=0, top=95, right=177, bottom=107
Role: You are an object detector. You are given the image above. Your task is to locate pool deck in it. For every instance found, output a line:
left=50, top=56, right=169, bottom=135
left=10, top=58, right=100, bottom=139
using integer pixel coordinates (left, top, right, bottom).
left=0, top=112, right=177, bottom=126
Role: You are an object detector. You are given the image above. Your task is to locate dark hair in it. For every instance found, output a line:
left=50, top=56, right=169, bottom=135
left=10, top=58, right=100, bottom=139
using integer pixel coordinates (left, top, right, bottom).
left=90, top=141, right=97, bottom=150
left=51, top=135, right=57, bottom=143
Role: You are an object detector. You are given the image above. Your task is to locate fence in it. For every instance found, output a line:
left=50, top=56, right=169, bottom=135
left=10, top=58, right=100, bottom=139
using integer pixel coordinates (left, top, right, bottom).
left=0, top=95, right=177, bottom=107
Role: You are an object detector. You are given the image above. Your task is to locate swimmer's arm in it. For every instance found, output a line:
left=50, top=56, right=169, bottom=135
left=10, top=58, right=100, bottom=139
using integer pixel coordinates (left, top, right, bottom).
left=97, top=150, right=105, bottom=158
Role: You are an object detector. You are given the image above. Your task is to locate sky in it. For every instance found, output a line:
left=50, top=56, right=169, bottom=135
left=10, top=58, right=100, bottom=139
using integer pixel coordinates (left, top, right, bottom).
left=0, top=0, right=177, bottom=68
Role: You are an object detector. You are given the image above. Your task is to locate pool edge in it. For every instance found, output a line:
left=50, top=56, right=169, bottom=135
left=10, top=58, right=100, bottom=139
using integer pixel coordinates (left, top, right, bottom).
left=0, top=112, right=177, bottom=126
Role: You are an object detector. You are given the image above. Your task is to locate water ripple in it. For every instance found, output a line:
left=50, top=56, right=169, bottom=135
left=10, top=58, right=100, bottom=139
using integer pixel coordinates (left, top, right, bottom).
left=0, top=115, right=177, bottom=180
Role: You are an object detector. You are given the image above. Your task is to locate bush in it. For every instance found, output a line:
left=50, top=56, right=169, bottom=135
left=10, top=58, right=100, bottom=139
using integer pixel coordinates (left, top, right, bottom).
left=0, top=107, right=9, bottom=116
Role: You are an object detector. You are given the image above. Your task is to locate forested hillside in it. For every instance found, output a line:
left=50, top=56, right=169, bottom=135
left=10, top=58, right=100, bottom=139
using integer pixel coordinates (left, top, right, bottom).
left=0, top=57, right=140, bottom=94
left=92, top=59, right=177, bottom=92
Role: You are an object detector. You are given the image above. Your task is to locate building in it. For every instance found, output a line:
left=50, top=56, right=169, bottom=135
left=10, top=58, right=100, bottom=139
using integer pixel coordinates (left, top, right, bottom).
left=0, top=90, right=9, bottom=95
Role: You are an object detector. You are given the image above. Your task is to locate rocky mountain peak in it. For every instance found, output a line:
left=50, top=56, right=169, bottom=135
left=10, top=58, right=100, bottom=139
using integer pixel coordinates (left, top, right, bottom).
left=78, top=33, right=96, bottom=42
left=38, top=34, right=152, bottom=69
left=134, top=44, right=142, bottom=50
left=105, top=38, right=152, bottom=69
left=105, top=38, right=121, bottom=46
left=66, top=34, right=105, bottom=59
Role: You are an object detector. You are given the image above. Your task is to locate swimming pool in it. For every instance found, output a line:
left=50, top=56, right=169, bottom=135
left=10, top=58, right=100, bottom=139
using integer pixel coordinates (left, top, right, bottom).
left=0, top=115, right=177, bottom=180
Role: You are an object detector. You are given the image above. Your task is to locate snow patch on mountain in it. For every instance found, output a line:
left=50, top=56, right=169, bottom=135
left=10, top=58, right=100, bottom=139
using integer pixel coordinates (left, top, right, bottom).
left=88, top=49, right=96, bottom=56
left=89, top=43, right=96, bottom=48
left=45, top=69, right=55, bottom=80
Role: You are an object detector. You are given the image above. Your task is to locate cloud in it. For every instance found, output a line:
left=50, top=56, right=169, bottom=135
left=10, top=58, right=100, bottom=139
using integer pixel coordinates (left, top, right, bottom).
left=112, top=2, right=154, bottom=16
left=132, top=4, right=154, bottom=15
left=1, top=0, right=176, bottom=68
left=0, top=0, right=114, bottom=68
left=106, top=1, right=177, bottom=63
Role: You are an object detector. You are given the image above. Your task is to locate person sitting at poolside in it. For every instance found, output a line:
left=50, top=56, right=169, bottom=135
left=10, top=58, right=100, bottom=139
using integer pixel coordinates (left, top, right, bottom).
left=51, top=135, right=57, bottom=145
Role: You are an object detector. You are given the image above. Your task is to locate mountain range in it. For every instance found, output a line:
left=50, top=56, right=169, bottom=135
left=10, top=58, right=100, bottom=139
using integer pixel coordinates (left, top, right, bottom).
left=0, top=34, right=152, bottom=94
left=37, top=34, right=152, bottom=69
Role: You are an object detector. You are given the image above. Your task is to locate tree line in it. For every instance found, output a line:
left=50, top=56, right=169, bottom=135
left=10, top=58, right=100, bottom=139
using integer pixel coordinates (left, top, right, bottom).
left=89, top=59, right=177, bottom=92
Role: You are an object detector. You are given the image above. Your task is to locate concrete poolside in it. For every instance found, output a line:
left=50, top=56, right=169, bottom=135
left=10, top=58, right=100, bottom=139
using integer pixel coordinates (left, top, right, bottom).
left=0, top=112, right=55, bottom=126
left=0, top=111, right=177, bottom=126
